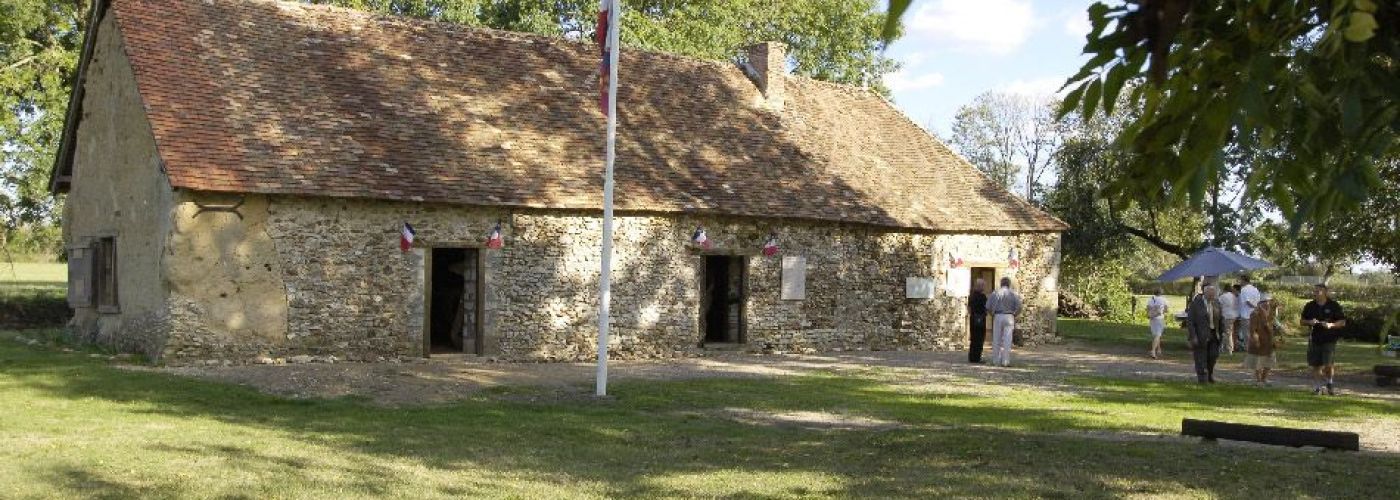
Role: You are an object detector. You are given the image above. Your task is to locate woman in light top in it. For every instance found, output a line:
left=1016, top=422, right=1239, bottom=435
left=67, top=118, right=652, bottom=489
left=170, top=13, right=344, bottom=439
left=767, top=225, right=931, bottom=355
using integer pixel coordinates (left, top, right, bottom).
left=1145, top=289, right=1168, bottom=359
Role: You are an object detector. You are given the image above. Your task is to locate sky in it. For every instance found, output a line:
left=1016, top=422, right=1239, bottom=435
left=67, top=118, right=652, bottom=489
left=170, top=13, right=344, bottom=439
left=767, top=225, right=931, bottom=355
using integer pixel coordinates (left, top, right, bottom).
left=881, top=0, right=1095, bottom=137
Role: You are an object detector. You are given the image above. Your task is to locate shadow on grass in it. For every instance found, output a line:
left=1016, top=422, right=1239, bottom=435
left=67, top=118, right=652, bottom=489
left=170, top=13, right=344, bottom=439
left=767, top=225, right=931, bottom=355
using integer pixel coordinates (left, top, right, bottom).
left=4, top=341, right=1398, bottom=498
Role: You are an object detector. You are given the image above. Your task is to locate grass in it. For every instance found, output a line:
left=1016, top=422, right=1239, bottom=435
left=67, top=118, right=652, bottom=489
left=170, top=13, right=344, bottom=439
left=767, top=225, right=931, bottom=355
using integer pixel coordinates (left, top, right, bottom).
left=1058, top=318, right=1393, bottom=374
left=0, top=262, right=65, bottom=299
left=2, top=329, right=1398, bottom=499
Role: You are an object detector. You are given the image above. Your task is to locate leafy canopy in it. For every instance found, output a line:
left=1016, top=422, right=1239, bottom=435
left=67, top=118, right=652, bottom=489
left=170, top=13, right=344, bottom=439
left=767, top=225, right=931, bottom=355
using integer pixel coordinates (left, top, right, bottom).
left=1058, top=0, right=1398, bottom=227
left=317, top=0, right=899, bottom=91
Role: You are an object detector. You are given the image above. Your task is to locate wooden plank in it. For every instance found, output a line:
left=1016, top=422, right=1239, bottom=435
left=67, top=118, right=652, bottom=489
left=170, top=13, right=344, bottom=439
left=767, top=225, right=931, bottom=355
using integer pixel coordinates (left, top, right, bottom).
left=1374, top=365, right=1400, bottom=377
left=1181, top=418, right=1359, bottom=451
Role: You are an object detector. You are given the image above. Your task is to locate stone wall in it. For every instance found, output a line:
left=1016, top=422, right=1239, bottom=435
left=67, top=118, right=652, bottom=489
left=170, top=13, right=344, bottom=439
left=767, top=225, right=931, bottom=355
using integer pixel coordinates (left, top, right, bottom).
left=61, top=10, right=174, bottom=360
left=157, top=194, right=1060, bottom=363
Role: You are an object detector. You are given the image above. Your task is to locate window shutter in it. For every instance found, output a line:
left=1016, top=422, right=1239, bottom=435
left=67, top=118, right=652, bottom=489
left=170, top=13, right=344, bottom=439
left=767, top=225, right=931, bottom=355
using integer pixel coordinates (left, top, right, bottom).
left=67, top=245, right=93, bottom=307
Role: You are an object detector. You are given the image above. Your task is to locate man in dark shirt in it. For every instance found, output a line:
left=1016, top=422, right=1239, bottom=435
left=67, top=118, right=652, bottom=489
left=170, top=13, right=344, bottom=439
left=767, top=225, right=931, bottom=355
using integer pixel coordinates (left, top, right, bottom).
left=968, top=279, right=988, bottom=363
left=1300, top=283, right=1347, bottom=395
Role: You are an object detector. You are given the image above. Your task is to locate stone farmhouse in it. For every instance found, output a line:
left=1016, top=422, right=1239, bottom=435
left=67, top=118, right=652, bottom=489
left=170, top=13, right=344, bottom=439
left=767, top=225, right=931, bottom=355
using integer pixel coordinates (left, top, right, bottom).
left=52, top=0, right=1067, bottom=364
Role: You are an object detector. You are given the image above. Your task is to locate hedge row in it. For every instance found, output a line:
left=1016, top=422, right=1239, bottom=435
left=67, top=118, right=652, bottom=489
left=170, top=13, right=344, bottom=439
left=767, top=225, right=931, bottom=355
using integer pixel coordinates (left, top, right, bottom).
left=0, top=289, right=70, bottom=329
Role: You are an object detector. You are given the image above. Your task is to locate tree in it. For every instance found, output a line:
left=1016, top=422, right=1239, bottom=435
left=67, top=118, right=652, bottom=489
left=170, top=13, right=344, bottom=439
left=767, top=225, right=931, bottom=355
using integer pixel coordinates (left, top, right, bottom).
left=882, top=1, right=1397, bottom=227
left=1, top=0, right=84, bottom=258
left=317, top=0, right=900, bottom=91
left=947, top=91, right=1060, bottom=202
left=1057, top=0, right=1398, bottom=228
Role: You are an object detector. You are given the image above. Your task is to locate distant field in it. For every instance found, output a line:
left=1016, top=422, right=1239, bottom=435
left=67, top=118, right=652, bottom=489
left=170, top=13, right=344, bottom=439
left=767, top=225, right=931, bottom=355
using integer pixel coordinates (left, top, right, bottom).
left=0, top=262, right=65, bottom=301
left=0, top=262, right=65, bottom=284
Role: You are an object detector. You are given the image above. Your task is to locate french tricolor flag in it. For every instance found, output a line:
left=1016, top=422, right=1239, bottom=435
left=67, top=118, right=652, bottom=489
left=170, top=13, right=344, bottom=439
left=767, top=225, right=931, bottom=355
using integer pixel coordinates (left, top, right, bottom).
left=691, top=226, right=712, bottom=249
left=1008, top=248, right=1020, bottom=269
left=762, top=233, right=779, bottom=257
left=594, top=0, right=615, bottom=114
left=486, top=223, right=504, bottom=249
left=400, top=222, right=416, bottom=252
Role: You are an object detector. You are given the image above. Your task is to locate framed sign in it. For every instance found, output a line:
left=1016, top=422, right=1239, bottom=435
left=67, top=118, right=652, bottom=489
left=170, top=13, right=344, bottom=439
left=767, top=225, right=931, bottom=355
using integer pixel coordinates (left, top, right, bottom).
left=906, top=277, right=937, bottom=299
left=781, top=256, right=806, bottom=300
left=943, top=268, right=971, bottom=297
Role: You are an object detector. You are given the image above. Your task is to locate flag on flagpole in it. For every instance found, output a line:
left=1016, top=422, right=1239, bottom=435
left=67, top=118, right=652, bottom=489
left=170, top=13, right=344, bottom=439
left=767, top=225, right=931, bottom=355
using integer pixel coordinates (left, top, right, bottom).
left=400, top=222, right=416, bottom=252
left=595, top=0, right=613, bottom=114
left=595, top=0, right=621, bottom=397
left=486, top=223, right=504, bottom=249
left=691, top=226, right=712, bottom=249
left=762, top=233, right=779, bottom=256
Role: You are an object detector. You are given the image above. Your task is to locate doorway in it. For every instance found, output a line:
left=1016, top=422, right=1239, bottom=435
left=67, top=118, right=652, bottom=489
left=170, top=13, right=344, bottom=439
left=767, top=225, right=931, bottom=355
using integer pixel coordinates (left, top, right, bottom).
left=970, top=266, right=996, bottom=349
left=700, top=255, right=747, bottom=345
left=428, top=247, right=483, bottom=355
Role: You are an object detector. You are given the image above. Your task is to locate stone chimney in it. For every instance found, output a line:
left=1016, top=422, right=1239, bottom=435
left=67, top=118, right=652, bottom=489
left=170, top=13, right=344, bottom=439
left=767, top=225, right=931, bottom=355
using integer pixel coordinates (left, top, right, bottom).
left=744, top=41, right=786, bottom=109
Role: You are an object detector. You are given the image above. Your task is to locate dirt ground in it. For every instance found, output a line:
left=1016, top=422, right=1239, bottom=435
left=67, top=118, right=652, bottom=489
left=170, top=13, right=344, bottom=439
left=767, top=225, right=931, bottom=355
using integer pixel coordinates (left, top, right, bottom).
left=148, top=341, right=1399, bottom=453
left=156, top=342, right=1399, bottom=406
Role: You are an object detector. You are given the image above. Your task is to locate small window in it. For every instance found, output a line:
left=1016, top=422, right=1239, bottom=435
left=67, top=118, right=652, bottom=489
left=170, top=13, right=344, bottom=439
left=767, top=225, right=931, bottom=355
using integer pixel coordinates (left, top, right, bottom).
left=93, top=237, right=119, bottom=313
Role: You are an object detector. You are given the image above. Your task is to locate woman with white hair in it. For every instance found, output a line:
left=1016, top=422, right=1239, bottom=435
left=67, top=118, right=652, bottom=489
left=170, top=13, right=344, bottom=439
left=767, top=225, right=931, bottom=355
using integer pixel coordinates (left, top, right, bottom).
left=1244, top=293, right=1281, bottom=385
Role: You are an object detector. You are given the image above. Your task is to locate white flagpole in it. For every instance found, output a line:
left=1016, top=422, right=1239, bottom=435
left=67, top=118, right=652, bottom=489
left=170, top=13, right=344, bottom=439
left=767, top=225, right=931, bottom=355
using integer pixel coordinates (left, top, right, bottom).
left=596, top=0, right=620, bottom=397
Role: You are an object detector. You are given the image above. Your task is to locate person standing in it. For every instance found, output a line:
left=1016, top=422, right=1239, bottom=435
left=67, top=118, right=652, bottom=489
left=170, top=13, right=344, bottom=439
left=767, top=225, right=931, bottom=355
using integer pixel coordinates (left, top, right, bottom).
left=967, top=279, right=989, bottom=363
left=1301, top=284, right=1347, bottom=395
left=1244, top=293, right=1280, bottom=385
left=1217, top=283, right=1238, bottom=354
left=986, top=277, right=1022, bottom=367
left=1237, top=276, right=1261, bottom=355
left=1145, top=290, right=1168, bottom=359
left=1186, top=285, right=1224, bottom=384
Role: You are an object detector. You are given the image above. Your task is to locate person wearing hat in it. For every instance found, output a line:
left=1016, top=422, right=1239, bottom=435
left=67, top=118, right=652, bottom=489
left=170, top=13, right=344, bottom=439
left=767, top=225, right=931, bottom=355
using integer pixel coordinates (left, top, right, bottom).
left=1244, top=292, right=1281, bottom=385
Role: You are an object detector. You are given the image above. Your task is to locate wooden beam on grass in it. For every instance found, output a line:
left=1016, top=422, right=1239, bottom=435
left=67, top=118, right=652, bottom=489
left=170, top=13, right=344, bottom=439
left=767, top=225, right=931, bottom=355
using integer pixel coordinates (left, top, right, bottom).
left=1181, top=418, right=1359, bottom=451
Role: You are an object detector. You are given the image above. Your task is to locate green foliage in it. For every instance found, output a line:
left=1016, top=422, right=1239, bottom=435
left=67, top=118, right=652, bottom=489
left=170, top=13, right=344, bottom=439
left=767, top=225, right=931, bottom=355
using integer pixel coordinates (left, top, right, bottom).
left=1061, top=257, right=1135, bottom=322
left=1, top=0, right=83, bottom=234
left=315, top=0, right=900, bottom=92
left=1059, top=0, right=1399, bottom=228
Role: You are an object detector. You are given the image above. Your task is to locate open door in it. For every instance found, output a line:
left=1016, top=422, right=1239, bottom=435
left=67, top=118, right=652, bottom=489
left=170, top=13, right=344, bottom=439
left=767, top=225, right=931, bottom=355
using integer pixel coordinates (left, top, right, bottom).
left=700, top=255, right=747, bottom=346
left=427, top=247, right=483, bottom=356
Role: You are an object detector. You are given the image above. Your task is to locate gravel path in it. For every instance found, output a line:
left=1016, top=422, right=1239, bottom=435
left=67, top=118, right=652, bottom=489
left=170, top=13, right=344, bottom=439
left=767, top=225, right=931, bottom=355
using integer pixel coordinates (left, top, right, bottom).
left=147, top=341, right=1399, bottom=452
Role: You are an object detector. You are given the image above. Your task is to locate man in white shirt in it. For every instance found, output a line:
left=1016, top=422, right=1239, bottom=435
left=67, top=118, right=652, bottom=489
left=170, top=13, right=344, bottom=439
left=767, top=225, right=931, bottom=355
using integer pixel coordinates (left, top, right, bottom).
left=1238, top=275, right=1261, bottom=354
left=1217, top=283, right=1239, bottom=354
left=985, top=277, right=1023, bottom=367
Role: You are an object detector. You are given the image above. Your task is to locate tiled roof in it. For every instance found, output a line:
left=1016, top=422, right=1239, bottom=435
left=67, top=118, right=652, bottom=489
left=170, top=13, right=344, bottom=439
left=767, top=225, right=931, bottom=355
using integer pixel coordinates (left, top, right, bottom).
left=105, top=0, right=1066, bottom=232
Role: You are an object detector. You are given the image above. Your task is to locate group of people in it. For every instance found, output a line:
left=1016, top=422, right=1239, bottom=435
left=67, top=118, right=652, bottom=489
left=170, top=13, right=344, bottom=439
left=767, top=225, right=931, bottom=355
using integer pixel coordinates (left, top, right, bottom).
left=1146, top=276, right=1348, bottom=394
left=967, top=277, right=1022, bottom=367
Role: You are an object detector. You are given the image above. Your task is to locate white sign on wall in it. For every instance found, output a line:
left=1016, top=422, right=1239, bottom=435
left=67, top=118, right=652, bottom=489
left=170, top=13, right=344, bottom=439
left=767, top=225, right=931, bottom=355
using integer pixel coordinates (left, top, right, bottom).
left=944, top=268, right=971, bottom=297
left=905, top=277, right=937, bottom=299
left=781, top=256, right=806, bottom=300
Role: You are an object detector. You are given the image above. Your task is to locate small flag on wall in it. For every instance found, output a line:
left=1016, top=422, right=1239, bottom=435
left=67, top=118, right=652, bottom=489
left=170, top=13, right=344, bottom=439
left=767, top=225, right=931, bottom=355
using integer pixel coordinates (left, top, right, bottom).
left=947, top=252, right=963, bottom=268
left=691, top=226, right=712, bottom=249
left=400, top=222, right=416, bottom=252
left=1008, top=248, right=1020, bottom=269
left=762, top=233, right=779, bottom=257
left=486, top=223, right=504, bottom=249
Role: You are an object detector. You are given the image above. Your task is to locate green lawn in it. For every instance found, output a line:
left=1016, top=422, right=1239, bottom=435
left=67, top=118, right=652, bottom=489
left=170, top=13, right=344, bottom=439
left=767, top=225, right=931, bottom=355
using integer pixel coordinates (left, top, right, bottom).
left=0, top=262, right=65, bottom=299
left=1059, top=318, right=1391, bottom=375
left=2, top=330, right=1397, bottom=499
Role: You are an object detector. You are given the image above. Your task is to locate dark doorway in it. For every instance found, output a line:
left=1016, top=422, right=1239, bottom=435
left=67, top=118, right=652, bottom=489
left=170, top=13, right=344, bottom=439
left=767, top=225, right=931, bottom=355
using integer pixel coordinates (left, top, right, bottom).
left=971, top=267, right=997, bottom=295
left=701, top=255, right=746, bottom=345
left=429, top=247, right=482, bottom=355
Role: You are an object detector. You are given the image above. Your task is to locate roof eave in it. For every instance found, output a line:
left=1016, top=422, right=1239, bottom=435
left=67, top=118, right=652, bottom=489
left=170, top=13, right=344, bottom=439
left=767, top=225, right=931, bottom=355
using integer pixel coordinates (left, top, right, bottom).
left=48, top=0, right=110, bottom=195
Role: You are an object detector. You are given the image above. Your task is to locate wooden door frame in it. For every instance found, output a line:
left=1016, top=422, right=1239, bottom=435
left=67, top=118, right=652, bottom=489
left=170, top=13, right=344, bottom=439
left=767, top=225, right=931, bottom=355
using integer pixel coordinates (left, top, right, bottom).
left=698, top=254, right=748, bottom=345
left=423, top=245, right=487, bottom=357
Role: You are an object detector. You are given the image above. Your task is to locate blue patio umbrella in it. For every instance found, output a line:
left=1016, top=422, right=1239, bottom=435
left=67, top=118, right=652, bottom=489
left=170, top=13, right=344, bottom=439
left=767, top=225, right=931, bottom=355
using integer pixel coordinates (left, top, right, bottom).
left=1155, top=247, right=1274, bottom=282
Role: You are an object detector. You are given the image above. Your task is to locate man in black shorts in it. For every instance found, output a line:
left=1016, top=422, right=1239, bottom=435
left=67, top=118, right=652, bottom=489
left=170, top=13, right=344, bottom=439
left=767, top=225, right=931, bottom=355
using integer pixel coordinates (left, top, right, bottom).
left=1300, top=284, right=1347, bottom=395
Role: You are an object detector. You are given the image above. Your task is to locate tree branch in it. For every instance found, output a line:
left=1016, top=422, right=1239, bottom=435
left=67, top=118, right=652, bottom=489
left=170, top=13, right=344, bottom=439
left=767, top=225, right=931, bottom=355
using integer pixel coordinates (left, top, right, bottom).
left=2, top=55, right=39, bottom=73
left=1118, top=222, right=1193, bottom=259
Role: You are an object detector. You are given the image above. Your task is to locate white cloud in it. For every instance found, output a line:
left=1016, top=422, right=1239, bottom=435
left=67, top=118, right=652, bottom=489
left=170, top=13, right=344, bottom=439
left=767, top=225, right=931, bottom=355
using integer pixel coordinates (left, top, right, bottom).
left=999, top=76, right=1068, bottom=98
left=1063, top=10, right=1092, bottom=40
left=904, top=0, right=1036, bottom=55
left=887, top=69, right=947, bottom=92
